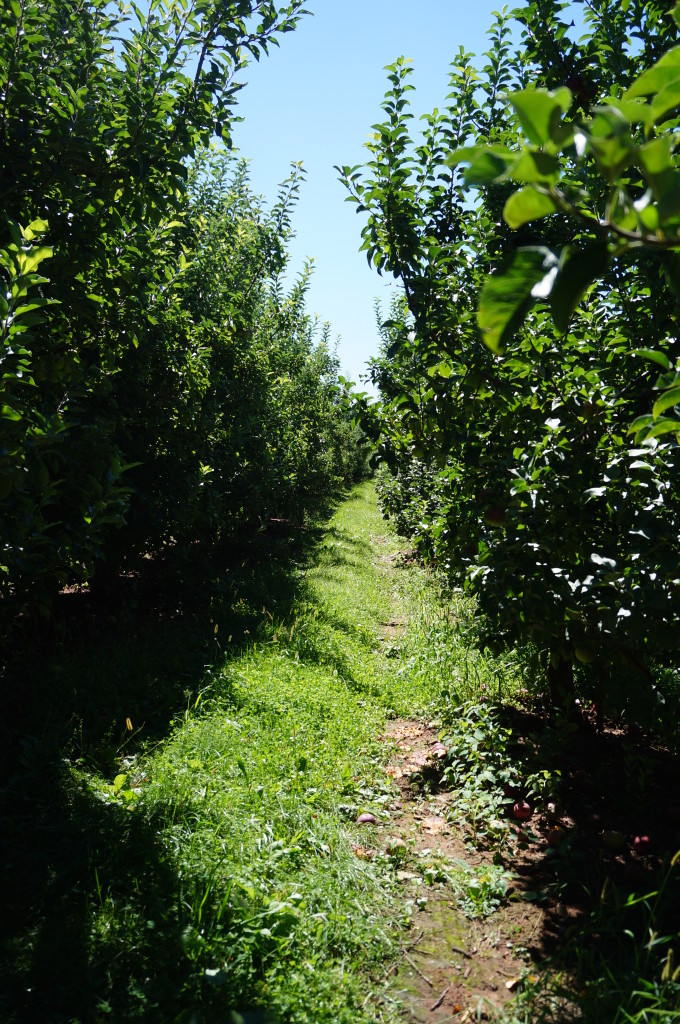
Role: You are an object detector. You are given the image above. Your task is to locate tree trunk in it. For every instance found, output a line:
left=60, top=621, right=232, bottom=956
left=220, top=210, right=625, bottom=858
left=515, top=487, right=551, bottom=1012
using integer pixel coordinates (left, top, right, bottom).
left=547, top=654, right=574, bottom=708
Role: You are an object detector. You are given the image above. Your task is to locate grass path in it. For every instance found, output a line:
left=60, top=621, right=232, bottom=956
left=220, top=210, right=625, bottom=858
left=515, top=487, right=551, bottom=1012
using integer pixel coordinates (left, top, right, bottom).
left=9, top=481, right=451, bottom=1024
left=135, top=480, right=450, bottom=1023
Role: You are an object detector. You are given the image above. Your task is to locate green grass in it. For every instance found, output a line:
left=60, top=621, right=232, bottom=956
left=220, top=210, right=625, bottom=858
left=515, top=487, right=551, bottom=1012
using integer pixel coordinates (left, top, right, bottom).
left=1, top=482, right=452, bottom=1024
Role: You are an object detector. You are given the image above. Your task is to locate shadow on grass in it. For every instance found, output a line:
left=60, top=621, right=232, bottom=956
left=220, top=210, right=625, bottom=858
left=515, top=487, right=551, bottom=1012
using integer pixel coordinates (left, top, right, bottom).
left=0, top=515, right=334, bottom=774
left=0, top=496, right=364, bottom=1024
left=0, top=749, right=284, bottom=1024
left=0, top=753, right=187, bottom=1023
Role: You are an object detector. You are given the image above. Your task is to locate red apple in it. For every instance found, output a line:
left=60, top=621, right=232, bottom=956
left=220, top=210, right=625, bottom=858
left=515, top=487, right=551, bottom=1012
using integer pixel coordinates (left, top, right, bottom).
left=634, top=835, right=652, bottom=853
left=514, top=801, right=532, bottom=821
left=357, top=812, right=376, bottom=825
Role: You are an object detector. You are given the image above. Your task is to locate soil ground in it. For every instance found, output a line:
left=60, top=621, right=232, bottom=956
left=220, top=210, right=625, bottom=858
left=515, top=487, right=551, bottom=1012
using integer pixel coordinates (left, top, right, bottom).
left=373, top=718, right=546, bottom=1022
left=363, top=706, right=680, bottom=1022
left=359, top=541, right=680, bottom=1023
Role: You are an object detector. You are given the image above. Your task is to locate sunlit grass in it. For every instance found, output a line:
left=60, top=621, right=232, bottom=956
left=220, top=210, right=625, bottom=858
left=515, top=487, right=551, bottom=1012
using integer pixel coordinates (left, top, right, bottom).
left=34, top=481, right=462, bottom=1024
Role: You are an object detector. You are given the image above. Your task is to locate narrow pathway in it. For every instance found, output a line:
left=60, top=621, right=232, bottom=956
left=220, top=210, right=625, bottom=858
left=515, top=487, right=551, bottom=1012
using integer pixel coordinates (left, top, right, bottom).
left=374, top=719, right=545, bottom=1022
left=302, top=483, right=548, bottom=1022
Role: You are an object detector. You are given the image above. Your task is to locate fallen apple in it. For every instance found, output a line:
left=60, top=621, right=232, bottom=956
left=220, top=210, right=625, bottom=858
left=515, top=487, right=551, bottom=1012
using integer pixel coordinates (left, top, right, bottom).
left=547, top=826, right=567, bottom=848
left=357, top=812, right=376, bottom=825
left=385, top=838, right=407, bottom=857
left=634, top=835, right=652, bottom=853
left=514, top=801, right=532, bottom=822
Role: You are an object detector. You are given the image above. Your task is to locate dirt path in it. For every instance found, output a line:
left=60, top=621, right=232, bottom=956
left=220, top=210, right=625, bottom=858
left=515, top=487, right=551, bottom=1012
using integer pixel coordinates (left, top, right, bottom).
left=365, top=719, right=544, bottom=1022
left=361, top=538, right=680, bottom=1024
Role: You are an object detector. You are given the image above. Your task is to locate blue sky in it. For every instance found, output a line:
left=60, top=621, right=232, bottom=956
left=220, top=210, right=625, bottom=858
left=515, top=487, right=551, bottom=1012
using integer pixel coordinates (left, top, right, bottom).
left=231, top=1, right=515, bottom=387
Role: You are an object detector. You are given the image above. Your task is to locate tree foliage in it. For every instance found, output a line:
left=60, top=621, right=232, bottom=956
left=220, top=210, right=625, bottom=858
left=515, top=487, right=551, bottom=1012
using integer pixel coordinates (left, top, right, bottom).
left=341, top=0, right=680, bottom=714
left=1, top=0, right=365, bottom=633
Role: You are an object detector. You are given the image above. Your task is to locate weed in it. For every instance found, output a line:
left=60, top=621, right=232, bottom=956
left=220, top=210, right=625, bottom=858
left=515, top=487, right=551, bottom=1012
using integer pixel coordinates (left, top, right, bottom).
left=417, top=850, right=514, bottom=919
left=440, top=703, right=519, bottom=845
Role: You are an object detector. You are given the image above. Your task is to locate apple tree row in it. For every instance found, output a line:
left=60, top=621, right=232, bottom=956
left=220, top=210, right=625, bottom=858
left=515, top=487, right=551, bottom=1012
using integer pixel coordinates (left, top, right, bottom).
left=340, top=0, right=680, bottom=717
left=0, top=0, right=364, bottom=636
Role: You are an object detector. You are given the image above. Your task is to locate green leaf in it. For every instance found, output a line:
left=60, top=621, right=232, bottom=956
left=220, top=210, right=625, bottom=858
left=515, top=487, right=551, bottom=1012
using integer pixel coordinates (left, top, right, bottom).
left=505, top=149, right=561, bottom=184
left=651, top=78, right=680, bottom=122
left=625, top=46, right=680, bottom=101
left=24, top=219, right=49, bottom=242
left=549, top=242, right=609, bottom=334
left=638, top=202, right=660, bottom=232
left=636, top=140, right=680, bottom=224
left=653, top=385, right=680, bottom=418
left=631, top=348, right=672, bottom=370
left=463, top=149, right=515, bottom=186
left=13, top=299, right=51, bottom=317
left=1, top=405, right=22, bottom=421
left=113, top=773, right=128, bottom=793
left=9, top=312, right=45, bottom=329
left=638, top=137, right=678, bottom=199
left=588, top=134, right=636, bottom=180
left=503, top=187, right=558, bottom=229
left=431, top=360, right=453, bottom=378
left=21, top=246, right=53, bottom=276
left=629, top=413, right=679, bottom=440
left=477, top=247, right=557, bottom=354
left=641, top=416, right=680, bottom=439
left=606, top=96, right=654, bottom=126
left=509, top=87, right=572, bottom=147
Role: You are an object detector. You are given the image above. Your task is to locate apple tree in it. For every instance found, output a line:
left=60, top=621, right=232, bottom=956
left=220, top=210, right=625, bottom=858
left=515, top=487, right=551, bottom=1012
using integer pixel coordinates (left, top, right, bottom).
left=340, top=1, right=680, bottom=715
